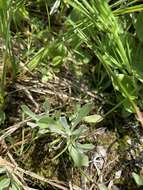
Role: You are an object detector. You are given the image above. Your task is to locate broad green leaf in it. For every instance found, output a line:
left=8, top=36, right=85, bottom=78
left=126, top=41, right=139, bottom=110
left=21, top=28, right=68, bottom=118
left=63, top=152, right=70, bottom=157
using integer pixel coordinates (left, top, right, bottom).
left=38, top=117, right=65, bottom=135
left=0, top=176, right=10, bottom=190
left=72, top=103, right=93, bottom=128
left=68, top=144, right=89, bottom=167
left=37, top=116, right=55, bottom=129
left=132, top=172, right=143, bottom=186
left=135, top=12, right=143, bottom=42
left=83, top=114, right=103, bottom=123
left=48, top=124, right=65, bottom=135
left=72, top=125, right=87, bottom=137
left=21, top=105, right=38, bottom=120
left=76, top=143, right=94, bottom=152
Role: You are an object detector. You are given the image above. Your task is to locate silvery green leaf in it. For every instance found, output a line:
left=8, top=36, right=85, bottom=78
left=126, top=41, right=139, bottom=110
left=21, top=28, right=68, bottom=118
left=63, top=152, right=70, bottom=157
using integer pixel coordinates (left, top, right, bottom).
left=72, top=103, right=93, bottom=128
left=83, top=114, right=103, bottom=123
left=68, top=144, right=89, bottom=167
left=59, top=116, right=71, bottom=135
left=37, top=116, right=54, bottom=129
left=72, top=125, right=87, bottom=137
left=76, top=143, right=94, bottom=152
left=37, top=116, right=65, bottom=135
left=48, top=125, right=65, bottom=135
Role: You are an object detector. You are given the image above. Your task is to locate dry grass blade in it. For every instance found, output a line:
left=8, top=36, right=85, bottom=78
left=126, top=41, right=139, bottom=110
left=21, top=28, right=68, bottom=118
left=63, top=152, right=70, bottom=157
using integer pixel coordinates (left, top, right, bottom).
left=0, top=118, right=31, bottom=140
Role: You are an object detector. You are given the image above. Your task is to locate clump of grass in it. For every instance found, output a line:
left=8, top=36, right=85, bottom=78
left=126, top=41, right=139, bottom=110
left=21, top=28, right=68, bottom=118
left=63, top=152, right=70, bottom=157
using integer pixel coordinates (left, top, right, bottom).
left=0, top=0, right=19, bottom=123
left=0, top=0, right=18, bottom=86
left=66, top=0, right=143, bottom=125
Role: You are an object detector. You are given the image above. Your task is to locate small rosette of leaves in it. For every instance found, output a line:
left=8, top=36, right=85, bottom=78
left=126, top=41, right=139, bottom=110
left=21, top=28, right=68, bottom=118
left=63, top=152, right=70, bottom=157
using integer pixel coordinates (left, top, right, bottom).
left=21, top=102, right=103, bottom=167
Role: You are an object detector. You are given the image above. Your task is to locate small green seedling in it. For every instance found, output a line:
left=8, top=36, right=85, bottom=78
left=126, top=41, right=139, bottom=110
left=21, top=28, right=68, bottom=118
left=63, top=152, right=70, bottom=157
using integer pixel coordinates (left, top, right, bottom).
left=21, top=103, right=99, bottom=167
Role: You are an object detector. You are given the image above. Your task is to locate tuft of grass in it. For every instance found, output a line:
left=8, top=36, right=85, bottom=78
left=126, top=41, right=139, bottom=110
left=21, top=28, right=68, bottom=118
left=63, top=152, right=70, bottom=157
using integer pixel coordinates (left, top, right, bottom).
left=66, top=0, right=143, bottom=125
